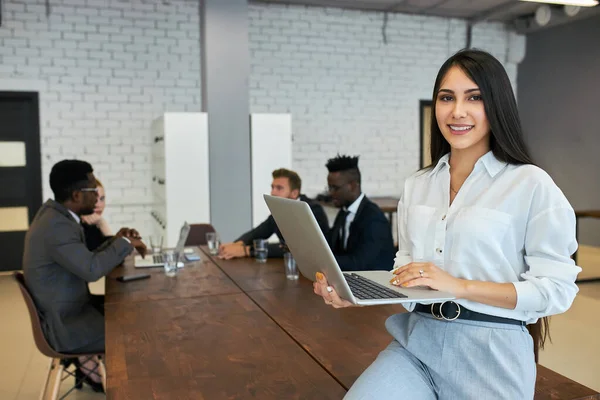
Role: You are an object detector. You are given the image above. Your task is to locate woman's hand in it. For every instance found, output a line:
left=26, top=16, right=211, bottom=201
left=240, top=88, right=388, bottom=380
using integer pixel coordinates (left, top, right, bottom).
left=313, top=272, right=355, bottom=308
left=390, top=262, right=466, bottom=297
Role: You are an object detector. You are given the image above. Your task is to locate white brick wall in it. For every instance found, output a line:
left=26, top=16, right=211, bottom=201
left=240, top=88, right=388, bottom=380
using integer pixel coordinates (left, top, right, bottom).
left=248, top=4, right=522, bottom=197
left=0, top=0, right=524, bottom=235
left=0, top=0, right=201, bottom=235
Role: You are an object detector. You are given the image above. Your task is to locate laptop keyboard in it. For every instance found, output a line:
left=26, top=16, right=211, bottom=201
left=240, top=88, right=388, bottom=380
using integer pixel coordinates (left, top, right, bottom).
left=344, top=273, right=407, bottom=300
left=152, top=254, right=164, bottom=264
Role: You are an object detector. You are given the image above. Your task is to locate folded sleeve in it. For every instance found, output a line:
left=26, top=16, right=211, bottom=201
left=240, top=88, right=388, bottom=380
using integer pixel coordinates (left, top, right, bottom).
left=513, top=206, right=581, bottom=318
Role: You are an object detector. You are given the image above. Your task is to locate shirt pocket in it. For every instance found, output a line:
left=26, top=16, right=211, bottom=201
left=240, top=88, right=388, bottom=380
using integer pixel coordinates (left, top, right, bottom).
left=450, top=207, right=512, bottom=269
left=406, top=205, right=437, bottom=261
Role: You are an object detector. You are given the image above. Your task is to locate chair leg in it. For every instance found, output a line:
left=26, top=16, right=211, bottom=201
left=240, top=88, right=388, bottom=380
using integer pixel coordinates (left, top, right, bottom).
left=40, top=358, right=63, bottom=400
left=50, top=360, right=63, bottom=400
left=38, top=358, right=53, bottom=400
left=96, top=356, right=107, bottom=392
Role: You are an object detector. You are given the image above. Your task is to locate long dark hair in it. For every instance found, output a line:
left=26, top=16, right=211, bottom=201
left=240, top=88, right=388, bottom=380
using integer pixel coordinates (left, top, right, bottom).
left=428, top=49, right=548, bottom=362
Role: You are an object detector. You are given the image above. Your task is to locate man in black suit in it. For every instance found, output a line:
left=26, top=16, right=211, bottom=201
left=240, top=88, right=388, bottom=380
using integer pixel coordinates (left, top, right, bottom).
left=219, top=168, right=329, bottom=259
left=24, top=160, right=147, bottom=354
left=326, top=155, right=395, bottom=271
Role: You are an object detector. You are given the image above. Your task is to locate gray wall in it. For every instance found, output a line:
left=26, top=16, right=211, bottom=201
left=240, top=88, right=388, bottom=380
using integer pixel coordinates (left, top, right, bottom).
left=201, top=0, right=252, bottom=242
left=518, top=14, right=600, bottom=246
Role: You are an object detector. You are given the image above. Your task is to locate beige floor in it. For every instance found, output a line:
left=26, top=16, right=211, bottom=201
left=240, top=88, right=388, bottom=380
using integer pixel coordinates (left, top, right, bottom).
left=1, top=251, right=599, bottom=399
left=0, top=276, right=106, bottom=400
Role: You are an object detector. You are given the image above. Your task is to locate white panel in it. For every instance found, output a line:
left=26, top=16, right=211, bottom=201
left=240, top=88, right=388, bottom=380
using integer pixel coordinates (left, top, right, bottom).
left=162, top=112, right=210, bottom=247
left=0, top=142, right=26, bottom=167
left=250, top=114, right=292, bottom=227
left=0, top=207, right=29, bottom=232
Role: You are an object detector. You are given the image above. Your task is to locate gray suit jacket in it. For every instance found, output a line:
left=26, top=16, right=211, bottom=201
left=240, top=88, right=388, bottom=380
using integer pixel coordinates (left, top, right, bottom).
left=23, top=199, right=133, bottom=353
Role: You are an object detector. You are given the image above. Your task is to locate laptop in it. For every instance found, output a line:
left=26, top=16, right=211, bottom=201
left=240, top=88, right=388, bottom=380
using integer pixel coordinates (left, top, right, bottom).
left=264, top=195, right=455, bottom=306
left=134, top=222, right=191, bottom=268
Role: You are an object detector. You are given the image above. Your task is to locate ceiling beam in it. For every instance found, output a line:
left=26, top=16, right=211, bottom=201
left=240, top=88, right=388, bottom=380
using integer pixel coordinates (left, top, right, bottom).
left=250, top=0, right=551, bottom=24
left=469, top=0, right=521, bottom=23
left=384, top=0, right=409, bottom=12
left=250, top=0, right=392, bottom=12
left=424, top=0, right=453, bottom=12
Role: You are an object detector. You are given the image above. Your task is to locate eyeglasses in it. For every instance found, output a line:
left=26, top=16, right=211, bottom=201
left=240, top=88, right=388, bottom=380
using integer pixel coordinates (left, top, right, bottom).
left=325, top=184, right=344, bottom=193
left=80, top=188, right=99, bottom=194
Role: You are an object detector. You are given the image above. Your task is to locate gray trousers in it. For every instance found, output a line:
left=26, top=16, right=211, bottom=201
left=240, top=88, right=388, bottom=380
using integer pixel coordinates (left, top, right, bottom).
left=345, top=312, right=536, bottom=400
left=68, top=294, right=105, bottom=354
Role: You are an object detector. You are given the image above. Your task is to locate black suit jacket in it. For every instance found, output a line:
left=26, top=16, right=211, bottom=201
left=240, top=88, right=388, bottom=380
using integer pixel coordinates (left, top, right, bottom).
left=23, top=200, right=133, bottom=352
left=82, top=223, right=110, bottom=251
left=328, top=196, right=395, bottom=271
left=237, top=194, right=329, bottom=258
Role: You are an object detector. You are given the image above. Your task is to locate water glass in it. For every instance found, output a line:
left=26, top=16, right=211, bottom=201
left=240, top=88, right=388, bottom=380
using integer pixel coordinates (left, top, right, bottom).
left=253, top=239, right=268, bottom=263
left=163, top=250, right=179, bottom=277
left=150, top=235, right=163, bottom=254
left=206, top=232, right=220, bottom=255
left=284, top=252, right=298, bottom=280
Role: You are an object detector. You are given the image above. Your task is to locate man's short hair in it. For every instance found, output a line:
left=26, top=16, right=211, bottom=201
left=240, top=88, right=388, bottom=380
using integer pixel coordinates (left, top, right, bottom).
left=325, top=154, right=361, bottom=185
left=50, top=159, right=94, bottom=202
left=272, top=168, right=302, bottom=192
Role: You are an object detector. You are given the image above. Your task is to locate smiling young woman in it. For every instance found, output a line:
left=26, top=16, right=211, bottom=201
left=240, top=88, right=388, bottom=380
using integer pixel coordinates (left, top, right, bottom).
left=313, top=49, right=581, bottom=399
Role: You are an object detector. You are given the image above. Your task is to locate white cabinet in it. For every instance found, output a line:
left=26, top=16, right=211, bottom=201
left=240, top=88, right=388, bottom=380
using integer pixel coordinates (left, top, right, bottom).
left=149, top=112, right=291, bottom=245
left=150, top=113, right=210, bottom=247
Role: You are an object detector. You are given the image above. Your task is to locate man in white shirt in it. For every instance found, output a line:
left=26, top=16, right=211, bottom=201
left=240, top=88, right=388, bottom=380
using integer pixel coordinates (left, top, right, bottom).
left=325, top=154, right=395, bottom=271
left=219, top=168, right=329, bottom=259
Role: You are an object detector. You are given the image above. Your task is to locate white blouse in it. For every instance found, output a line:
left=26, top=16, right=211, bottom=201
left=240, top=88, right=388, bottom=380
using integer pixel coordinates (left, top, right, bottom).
left=395, top=151, right=581, bottom=323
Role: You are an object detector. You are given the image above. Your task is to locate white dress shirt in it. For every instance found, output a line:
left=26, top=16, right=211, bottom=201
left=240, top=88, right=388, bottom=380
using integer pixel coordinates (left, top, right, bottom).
left=344, top=192, right=365, bottom=249
left=395, top=151, right=581, bottom=323
left=68, top=209, right=80, bottom=224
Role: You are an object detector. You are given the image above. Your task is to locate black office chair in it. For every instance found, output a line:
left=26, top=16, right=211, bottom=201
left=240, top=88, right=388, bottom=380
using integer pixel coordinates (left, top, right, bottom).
left=185, top=223, right=216, bottom=246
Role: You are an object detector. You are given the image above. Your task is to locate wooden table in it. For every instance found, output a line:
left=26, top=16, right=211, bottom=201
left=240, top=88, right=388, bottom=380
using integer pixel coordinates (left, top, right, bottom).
left=201, top=248, right=599, bottom=400
left=104, top=252, right=345, bottom=399
left=105, top=254, right=240, bottom=304
left=105, top=247, right=599, bottom=399
left=574, top=210, right=600, bottom=283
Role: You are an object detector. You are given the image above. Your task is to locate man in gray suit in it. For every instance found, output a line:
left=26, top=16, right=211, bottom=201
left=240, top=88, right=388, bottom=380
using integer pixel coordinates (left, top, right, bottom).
left=23, top=160, right=146, bottom=357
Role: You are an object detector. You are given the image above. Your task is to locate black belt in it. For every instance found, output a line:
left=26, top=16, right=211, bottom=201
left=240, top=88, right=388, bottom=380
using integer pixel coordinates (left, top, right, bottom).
left=414, top=302, right=525, bottom=326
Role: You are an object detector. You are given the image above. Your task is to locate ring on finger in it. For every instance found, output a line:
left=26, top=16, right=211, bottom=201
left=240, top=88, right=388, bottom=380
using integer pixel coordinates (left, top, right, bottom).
left=326, top=286, right=333, bottom=293
left=419, top=269, right=424, bottom=278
